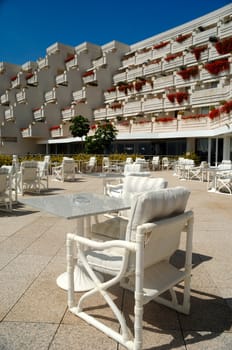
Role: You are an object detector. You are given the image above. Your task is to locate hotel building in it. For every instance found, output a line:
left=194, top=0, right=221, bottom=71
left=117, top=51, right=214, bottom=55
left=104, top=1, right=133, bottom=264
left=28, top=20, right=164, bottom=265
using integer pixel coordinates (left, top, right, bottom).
left=0, top=4, right=232, bottom=164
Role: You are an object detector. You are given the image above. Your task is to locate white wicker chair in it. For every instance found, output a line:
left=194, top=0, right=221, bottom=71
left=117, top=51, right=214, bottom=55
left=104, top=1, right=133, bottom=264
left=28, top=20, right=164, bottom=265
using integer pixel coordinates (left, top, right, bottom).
left=67, top=187, right=193, bottom=350
left=96, top=175, right=168, bottom=240
left=0, top=168, right=13, bottom=211
left=84, top=156, right=97, bottom=173
left=52, top=158, right=76, bottom=182
left=19, top=161, right=41, bottom=196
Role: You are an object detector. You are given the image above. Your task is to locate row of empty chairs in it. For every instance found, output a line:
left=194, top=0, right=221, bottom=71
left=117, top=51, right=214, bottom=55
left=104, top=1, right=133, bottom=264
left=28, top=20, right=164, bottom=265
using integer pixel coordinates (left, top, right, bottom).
left=0, top=155, right=51, bottom=206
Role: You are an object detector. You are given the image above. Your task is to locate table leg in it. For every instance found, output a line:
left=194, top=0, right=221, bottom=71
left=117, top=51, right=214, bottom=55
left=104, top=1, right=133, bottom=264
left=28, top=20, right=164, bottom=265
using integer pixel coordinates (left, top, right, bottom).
left=56, top=216, right=104, bottom=292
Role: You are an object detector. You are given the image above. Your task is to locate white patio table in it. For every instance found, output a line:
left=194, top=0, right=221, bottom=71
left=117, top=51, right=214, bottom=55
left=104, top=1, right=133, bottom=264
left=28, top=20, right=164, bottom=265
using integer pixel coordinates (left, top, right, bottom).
left=20, top=192, right=130, bottom=292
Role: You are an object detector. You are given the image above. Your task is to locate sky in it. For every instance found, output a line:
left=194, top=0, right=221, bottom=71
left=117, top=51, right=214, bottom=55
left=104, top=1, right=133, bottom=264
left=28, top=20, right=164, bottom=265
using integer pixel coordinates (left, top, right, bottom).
left=0, top=0, right=231, bottom=65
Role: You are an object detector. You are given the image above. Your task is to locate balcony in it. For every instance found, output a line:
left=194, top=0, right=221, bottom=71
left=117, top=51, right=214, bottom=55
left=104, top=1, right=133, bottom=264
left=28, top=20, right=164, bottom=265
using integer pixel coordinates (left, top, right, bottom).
left=72, top=88, right=87, bottom=102
left=124, top=100, right=142, bottom=116
left=65, top=55, right=78, bottom=70
left=45, top=89, right=57, bottom=103
left=154, top=117, right=178, bottom=132
left=92, top=55, right=107, bottom=68
left=94, top=107, right=107, bottom=120
left=37, top=57, right=49, bottom=70
left=143, top=59, right=162, bottom=76
left=220, top=20, right=232, bottom=38
left=61, top=106, right=75, bottom=121
left=143, top=97, right=163, bottom=112
left=153, top=75, right=174, bottom=91
left=179, top=114, right=209, bottom=131
left=33, top=107, right=45, bottom=121
left=131, top=119, right=153, bottom=132
left=121, top=53, right=136, bottom=68
left=163, top=53, right=184, bottom=71
left=193, top=26, right=218, bottom=45
left=172, top=34, right=193, bottom=53
left=50, top=123, right=71, bottom=138
left=82, top=70, right=96, bottom=84
left=21, top=123, right=48, bottom=138
left=152, top=41, right=171, bottom=57
left=127, top=67, right=143, bottom=82
left=26, top=72, right=38, bottom=86
left=191, top=86, right=231, bottom=107
left=4, top=107, right=15, bottom=121
left=56, top=71, right=68, bottom=86
left=135, top=48, right=153, bottom=65
left=0, top=91, right=10, bottom=105
left=21, top=61, right=37, bottom=72
left=184, top=48, right=209, bottom=65
left=16, top=90, right=26, bottom=104
left=113, top=71, right=127, bottom=84
left=11, top=73, right=26, bottom=88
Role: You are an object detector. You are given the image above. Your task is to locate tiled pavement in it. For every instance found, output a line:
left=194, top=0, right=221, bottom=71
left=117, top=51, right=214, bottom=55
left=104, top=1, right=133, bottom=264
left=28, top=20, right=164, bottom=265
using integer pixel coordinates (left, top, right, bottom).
left=0, top=171, right=231, bottom=350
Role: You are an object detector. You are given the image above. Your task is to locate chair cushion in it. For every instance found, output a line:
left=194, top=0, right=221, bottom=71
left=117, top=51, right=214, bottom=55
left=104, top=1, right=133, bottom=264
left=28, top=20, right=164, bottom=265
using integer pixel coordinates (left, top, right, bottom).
left=86, top=247, right=125, bottom=275
left=126, top=186, right=190, bottom=241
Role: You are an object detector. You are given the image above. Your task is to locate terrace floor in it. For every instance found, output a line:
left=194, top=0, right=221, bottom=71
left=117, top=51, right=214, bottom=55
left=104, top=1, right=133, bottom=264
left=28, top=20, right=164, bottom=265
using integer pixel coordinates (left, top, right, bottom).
left=0, top=170, right=231, bottom=350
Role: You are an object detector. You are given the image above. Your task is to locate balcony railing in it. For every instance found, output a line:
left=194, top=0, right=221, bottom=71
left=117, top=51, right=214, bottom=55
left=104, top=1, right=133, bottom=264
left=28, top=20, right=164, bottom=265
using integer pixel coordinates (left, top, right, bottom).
left=33, top=108, right=45, bottom=121
left=37, top=57, right=49, bottom=70
left=5, top=107, right=15, bottom=121
left=193, top=27, right=218, bottom=45
left=0, top=92, right=10, bottom=105
left=61, top=107, right=75, bottom=120
left=45, top=89, right=56, bottom=103
left=16, top=90, right=26, bottom=103
left=191, top=86, right=231, bottom=106
left=56, top=71, right=68, bottom=86
left=72, top=88, right=87, bottom=102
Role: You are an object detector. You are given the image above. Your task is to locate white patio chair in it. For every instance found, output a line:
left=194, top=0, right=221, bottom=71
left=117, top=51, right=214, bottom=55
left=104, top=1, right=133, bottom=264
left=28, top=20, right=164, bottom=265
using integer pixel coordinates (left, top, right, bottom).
left=215, top=170, right=232, bottom=194
left=151, top=156, right=160, bottom=170
left=123, top=163, right=150, bottom=177
left=84, top=156, right=97, bottom=173
left=161, top=157, right=170, bottom=170
left=18, top=161, right=41, bottom=196
left=0, top=168, right=13, bottom=211
left=96, top=175, right=168, bottom=239
left=188, top=161, right=208, bottom=181
left=52, top=157, right=76, bottom=182
left=134, top=157, right=149, bottom=170
left=37, top=155, right=50, bottom=188
left=67, top=186, right=193, bottom=350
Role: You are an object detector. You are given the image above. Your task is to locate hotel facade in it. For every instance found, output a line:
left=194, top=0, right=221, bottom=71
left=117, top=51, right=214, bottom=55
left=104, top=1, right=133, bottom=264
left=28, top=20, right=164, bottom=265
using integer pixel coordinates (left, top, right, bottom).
left=0, top=4, right=232, bottom=164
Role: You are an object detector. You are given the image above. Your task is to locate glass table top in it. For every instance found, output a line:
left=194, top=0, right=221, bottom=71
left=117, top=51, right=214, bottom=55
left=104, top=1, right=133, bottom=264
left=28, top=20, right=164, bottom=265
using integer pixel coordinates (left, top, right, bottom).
left=20, top=192, right=130, bottom=219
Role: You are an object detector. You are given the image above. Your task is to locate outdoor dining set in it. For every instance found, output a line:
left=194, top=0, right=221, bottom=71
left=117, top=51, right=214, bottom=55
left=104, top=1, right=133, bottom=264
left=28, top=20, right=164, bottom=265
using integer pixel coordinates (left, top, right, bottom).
left=0, top=152, right=231, bottom=349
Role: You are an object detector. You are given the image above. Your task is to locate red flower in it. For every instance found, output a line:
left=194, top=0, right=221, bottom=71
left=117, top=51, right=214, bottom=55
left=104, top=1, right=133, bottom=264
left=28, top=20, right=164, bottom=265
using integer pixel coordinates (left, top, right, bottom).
left=175, top=33, right=192, bottom=43
left=177, top=66, right=199, bottom=80
left=165, top=52, right=183, bottom=62
left=209, top=109, right=220, bottom=119
left=153, top=41, right=169, bottom=49
left=49, top=125, right=60, bottom=131
left=204, top=59, right=229, bottom=75
left=215, top=37, right=232, bottom=55
left=191, top=45, right=207, bottom=60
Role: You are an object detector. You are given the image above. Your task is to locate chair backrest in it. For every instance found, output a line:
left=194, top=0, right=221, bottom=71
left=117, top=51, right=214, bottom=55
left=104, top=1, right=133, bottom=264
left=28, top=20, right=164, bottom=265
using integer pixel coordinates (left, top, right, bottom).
left=89, top=156, right=96, bottom=165
left=125, top=157, right=133, bottom=164
left=123, top=163, right=141, bottom=175
left=62, top=158, right=76, bottom=173
left=0, top=168, right=9, bottom=193
left=152, top=156, right=159, bottom=164
left=126, top=186, right=190, bottom=242
left=21, top=161, right=38, bottom=181
left=122, top=175, right=168, bottom=200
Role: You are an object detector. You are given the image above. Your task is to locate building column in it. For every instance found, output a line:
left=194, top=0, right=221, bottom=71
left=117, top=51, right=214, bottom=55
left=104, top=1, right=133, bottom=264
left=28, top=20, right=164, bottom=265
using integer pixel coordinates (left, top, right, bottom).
left=222, top=135, right=231, bottom=160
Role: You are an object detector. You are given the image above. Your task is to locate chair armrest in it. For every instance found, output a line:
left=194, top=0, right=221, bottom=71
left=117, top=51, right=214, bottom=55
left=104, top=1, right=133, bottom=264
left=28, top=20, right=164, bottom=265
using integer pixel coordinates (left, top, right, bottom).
left=67, top=232, right=136, bottom=252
